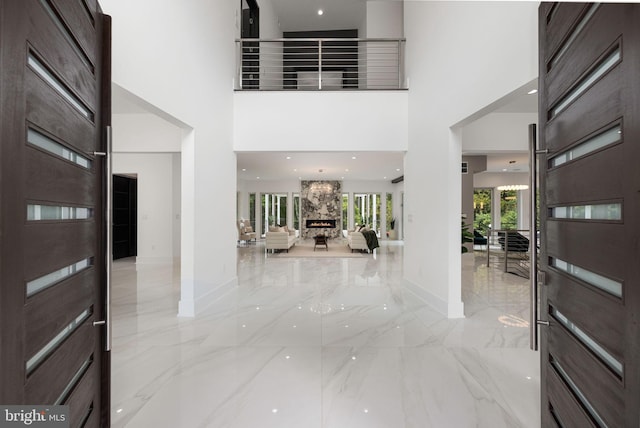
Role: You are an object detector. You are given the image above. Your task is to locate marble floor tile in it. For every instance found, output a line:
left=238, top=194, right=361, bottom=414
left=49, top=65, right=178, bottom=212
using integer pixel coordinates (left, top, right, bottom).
left=111, top=243, right=540, bottom=427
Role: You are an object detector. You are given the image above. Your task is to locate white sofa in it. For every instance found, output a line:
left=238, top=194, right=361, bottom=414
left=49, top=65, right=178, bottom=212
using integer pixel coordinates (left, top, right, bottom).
left=266, top=230, right=297, bottom=253
left=347, top=231, right=369, bottom=252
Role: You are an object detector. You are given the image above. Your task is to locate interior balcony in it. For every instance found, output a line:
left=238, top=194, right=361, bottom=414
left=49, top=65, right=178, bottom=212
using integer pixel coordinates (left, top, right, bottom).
left=235, top=38, right=407, bottom=91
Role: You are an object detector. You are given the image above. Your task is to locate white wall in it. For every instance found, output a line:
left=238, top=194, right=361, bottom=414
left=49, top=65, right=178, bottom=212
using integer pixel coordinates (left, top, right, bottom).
left=257, top=0, right=283, bottom=89
left=234, top=91, right=408, bottom=151
left=172, top=154, right=181, bottom=259
left=364, top=1, right=404, bottom=89
left=101, top=0, right=238, bottom=317
left=366, top=1, right=403, bottom=38
left=113, top=153, right=176, bottom=263
left=112, top=113, right=182, bottom=152
left=403, top=1, right=538, bottom=317
left=462, top=112, right=538, bottom=153
left=258, top=0, right=281, bottom=38
left=111, top=112, right=182, bottom=263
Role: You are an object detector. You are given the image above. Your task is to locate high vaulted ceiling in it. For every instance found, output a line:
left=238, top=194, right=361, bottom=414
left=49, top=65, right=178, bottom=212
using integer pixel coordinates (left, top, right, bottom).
left=111, top=2, right=538, bottom=180
left=270, top=0, right=368, bottom=32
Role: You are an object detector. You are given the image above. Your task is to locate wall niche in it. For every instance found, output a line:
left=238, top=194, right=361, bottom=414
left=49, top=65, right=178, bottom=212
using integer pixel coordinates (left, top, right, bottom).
left=301, top=180, right=342, bottom=239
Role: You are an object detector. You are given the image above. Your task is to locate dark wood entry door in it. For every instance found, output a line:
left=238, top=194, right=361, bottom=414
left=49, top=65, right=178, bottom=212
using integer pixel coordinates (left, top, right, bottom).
left=0, top=1, right=111, bottom=427
left=113, top=175, right=137, bottom=260
left=539, top=3, right=640, bottom=426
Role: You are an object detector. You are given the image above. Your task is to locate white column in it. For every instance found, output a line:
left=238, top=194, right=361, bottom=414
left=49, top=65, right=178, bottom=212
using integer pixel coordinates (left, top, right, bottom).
left=493, top=188, right=502, bottom=231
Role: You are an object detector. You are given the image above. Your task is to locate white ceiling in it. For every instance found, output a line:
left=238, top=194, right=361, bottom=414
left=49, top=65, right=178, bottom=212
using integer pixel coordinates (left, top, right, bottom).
left=237, top=151, right=404, bottom=181
left=484, top=153, right=531, bottom=173
left=270, top=0, right=367, bottom=32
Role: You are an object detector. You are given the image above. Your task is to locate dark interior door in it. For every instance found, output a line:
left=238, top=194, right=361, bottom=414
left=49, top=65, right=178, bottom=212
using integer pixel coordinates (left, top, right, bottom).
left=113, top=175, right=137, bottom=260
left=539, top=3, right=640, bottom=426
left=0, top=1, right=111, bottom=426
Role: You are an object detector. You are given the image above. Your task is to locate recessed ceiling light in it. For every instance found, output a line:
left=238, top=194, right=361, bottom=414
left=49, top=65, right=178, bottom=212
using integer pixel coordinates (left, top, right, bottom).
left=352, top=156, right=356, bottom=160
left=293, top=168, right=297, bottom=172
left=502, top=169, right=507, bottom=172
left=257, top=176, right=260, bottom=179
left=345, top=169, right=349, bottom=172
left=286, top=156, right=291, bottom=160
left=317, top=9, right=323, bottom=15
left=396, top=168, right=400, bottom=171
left=527, top=89, right=538, bottom=95
left=383, top=176, right=387, bottom=179
left=242, top=168, right=246, bottom=171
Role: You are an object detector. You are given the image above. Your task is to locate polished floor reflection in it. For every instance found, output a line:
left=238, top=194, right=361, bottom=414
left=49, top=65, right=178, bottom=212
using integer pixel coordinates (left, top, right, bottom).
left=111, top=241, right=540, bottom=427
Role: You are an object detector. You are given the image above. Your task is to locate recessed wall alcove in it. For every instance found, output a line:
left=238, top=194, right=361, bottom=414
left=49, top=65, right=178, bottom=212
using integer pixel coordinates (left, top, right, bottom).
left=301, top=180, right=341, bottom=238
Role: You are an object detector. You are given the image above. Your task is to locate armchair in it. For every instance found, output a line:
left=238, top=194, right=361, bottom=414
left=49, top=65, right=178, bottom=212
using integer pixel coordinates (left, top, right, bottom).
left=237, top=220, right=256, bottom=245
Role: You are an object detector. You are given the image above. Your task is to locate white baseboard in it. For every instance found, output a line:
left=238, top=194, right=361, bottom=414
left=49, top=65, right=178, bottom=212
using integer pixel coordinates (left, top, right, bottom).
left=403, top=279, right=465, bottom=319
left=178, top=276, right=237, bottom=317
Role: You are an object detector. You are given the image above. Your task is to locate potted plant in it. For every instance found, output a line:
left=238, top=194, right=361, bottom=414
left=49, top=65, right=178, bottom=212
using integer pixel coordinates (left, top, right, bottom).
left=461, top=218, right=473, bottom=253
left=388, top=217, right=398, bottom=240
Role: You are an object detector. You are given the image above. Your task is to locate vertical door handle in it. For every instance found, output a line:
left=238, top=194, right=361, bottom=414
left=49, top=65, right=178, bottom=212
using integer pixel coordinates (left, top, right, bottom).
left=94, top=126, right=112, bottom=351
left=105, top=125, right=112, bottom=351
left=529, top=123, right=539, bottom=351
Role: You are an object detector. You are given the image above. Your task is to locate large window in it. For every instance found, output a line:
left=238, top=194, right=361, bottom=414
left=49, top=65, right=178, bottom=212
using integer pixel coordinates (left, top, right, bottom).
left=261, top=193, right=287, bottom=235
left=249, top=193, right=257, bottom=232
left=500, top=190, right=518, bottom=230
left=473, top=189, right=491, bottom=233
left=354, top=193, right=381, bottom=235
left=293, top=193, right=300, bottom=230
left=342, top=193, right=348, bottom=231
left=386, top=193, right=393, bottom=231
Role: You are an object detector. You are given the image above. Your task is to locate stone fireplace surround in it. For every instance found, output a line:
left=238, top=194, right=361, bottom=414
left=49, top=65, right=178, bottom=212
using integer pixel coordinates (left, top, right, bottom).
left=300, top=180, right=341, bottom=239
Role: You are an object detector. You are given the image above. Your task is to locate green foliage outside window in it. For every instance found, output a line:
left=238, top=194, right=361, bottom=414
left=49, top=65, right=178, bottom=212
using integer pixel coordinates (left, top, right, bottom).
left=473, top=189, right=492, bottom=232
left=500, top=190, right=517, bottom=230
left=386, top=193, right=393, bottom=230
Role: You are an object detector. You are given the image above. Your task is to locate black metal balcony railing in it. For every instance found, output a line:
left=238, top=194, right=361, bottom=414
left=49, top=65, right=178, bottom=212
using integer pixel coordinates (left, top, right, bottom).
left=235, top=38, right=406, bottom=91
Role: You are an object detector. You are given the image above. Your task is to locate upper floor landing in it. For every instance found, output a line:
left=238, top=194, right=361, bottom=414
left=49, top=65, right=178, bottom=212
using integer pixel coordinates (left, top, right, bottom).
left=235, top=37, right=407, bottom=91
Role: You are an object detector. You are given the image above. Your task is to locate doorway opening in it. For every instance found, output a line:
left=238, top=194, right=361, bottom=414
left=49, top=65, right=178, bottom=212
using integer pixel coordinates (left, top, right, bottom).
left=113, top=174, right=138, bottom=260
left=240, top=0, right=260, bottom=89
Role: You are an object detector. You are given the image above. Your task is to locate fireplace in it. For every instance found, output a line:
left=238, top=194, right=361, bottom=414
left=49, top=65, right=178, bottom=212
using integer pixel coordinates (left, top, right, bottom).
left=305, top=219, right=337, bottom=229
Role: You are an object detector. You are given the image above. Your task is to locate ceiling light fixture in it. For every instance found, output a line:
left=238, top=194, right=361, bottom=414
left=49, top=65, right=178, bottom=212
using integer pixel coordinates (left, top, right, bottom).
left=351, top=156, right=356, bottom=160
left=286, top=156, right=291, bottom=160
left=497, top=184, right=529, bottom=191
left=527, top=89, right=538, bottom=95
left=317, top=9, right=324, bottom=15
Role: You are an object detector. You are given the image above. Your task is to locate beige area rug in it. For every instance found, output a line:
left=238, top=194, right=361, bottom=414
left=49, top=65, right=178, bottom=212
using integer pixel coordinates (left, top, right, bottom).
left=268, top=239, right=369, bottom=258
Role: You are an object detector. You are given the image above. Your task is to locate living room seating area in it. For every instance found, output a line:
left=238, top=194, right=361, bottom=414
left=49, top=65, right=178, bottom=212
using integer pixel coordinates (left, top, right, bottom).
left=265, top=225, right=298, bottom=253
left=347, top=226, right=380, bottom=252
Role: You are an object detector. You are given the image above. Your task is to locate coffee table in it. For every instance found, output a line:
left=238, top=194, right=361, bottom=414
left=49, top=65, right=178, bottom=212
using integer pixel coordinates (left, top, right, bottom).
left=314, top=234, right=328, bottom=251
